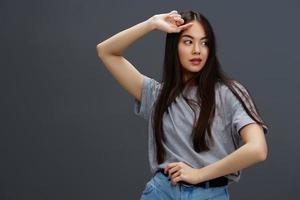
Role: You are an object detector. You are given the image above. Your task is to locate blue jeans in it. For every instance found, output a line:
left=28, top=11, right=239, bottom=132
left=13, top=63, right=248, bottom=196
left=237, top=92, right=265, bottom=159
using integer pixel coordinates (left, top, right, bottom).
left=140, top=170, right=230, bottom=200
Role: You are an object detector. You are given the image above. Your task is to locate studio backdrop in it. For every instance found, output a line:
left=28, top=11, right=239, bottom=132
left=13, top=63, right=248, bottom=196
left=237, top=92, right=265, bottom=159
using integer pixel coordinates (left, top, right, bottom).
left=1, top=0, right=299, bottom=199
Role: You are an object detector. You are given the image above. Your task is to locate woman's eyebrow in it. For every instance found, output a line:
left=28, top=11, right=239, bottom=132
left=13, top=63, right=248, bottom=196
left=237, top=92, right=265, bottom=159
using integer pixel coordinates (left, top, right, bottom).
left=181, top=35, right=208, bottom=40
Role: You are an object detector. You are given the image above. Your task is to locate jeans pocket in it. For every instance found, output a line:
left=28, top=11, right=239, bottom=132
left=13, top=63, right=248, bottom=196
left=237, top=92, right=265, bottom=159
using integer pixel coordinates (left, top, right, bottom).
left=142, top=180, right=155, bottom=196
left=208, top=186, right=229, bottom=200
left=224, top=187, right=230, bottom=200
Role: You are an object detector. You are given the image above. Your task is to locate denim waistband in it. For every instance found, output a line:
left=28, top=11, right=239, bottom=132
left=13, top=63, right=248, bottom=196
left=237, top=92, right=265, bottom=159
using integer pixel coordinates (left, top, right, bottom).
left=155, top=168, right=228, bottom=188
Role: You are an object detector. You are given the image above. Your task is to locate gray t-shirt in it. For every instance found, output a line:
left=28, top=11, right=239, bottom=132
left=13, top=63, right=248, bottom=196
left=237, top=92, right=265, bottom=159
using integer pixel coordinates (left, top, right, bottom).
left=133, top=74, right=268, bottom=184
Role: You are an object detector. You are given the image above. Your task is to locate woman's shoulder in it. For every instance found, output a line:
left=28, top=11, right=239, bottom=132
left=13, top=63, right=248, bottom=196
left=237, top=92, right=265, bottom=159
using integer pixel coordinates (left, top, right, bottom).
left=142, top=74, right=162, bottom=90
left=215, top=80, right=250, bottom=106
left=216, top=80, right=248, bottom=94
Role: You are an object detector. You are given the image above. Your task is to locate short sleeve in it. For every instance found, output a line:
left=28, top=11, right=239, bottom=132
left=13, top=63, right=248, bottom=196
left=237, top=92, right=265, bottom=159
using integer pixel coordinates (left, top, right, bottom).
left=224, top=83, right=269, bottom=136
left=133, top=74, right=161, bottom=120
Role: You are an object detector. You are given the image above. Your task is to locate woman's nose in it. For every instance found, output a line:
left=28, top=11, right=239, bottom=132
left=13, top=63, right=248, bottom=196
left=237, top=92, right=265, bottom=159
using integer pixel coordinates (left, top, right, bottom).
left=192, top=44, right=201, bottom=54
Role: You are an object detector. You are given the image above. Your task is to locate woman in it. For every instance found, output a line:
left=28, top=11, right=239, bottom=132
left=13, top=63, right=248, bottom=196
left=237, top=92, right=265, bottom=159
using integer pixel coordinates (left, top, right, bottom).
left=96, top=10, right=269, bottom=200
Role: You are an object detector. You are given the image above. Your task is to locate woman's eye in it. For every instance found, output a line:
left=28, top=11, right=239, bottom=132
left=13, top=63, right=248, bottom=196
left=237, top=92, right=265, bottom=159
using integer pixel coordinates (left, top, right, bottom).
left=201, top=41, right=208, bottom=46
left=184, top=40, right=192, bottom=45
left=183, top=40, right=208, bottom=46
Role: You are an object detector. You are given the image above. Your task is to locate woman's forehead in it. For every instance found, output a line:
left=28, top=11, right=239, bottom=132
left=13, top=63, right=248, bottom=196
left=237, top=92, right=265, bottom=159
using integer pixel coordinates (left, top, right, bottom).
left=180, top=22, right=206, bottom=39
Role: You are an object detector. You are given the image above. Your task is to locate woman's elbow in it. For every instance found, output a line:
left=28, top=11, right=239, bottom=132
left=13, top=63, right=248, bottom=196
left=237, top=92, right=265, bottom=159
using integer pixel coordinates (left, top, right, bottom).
left=96, top=43, right=105, bottom=58
left=256, top=145, right=268, bottom=162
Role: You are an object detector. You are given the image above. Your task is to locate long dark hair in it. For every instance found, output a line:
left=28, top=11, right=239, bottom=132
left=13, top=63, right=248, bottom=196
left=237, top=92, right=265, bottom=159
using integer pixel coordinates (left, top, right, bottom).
left=152, top=10, right=269, bottom=164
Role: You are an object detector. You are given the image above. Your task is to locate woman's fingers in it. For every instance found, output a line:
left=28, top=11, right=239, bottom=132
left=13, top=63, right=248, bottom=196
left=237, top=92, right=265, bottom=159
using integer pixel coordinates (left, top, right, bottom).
left=170, top=22, right=193, bottom=33
left=167, top=14, right=184, bottom=26
left=169, top=10, right=178, bottom=14
left=166, top=15, right=176, bottom=25
left=168, top=13, right=182, bottom=21
left=157, top=10, right=194, bottom=33
left=178, top=22, right=194, bottom=30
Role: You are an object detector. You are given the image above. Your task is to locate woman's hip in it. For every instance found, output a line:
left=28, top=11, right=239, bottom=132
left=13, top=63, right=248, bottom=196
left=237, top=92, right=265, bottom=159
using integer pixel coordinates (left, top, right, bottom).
left=140, top=169, right=230, bottom=200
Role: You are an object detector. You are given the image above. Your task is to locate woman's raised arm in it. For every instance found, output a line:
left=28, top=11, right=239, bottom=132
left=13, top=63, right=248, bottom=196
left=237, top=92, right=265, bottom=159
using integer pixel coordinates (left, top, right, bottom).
left=96, top=10, right=193, bottom=101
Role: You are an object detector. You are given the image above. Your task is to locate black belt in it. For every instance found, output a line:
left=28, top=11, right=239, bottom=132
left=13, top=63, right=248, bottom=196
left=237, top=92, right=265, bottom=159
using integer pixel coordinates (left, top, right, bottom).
left=156, top=169, right=228, bottom=188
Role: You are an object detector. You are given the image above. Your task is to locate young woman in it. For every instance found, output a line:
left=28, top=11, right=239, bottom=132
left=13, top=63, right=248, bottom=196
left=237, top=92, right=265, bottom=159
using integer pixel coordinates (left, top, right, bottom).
left=96, top=10, right=269, bottom=200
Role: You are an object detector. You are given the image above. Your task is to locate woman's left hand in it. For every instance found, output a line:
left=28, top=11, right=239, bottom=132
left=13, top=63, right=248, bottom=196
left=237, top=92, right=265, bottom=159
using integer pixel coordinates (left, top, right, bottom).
left=164, top=161, right=201, bottom=185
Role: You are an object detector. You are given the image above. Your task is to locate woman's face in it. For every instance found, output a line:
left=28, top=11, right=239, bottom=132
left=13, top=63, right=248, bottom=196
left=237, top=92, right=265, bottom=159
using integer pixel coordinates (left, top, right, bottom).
left=178, top=20, right=209, bottom=82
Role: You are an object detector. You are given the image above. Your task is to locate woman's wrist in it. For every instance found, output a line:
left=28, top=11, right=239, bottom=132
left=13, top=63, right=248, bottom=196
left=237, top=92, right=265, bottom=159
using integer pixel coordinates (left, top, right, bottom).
left=146, top=16, right=157, bottom=31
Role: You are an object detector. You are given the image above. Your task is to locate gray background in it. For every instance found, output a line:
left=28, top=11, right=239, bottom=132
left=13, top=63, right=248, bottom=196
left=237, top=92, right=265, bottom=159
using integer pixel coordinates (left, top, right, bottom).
left=1, top=0, right=299, bottom=199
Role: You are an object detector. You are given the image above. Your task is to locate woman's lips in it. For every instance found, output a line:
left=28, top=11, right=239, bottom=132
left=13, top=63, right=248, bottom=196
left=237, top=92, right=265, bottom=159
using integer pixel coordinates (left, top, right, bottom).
left=190, top=59, right=202, bottom=65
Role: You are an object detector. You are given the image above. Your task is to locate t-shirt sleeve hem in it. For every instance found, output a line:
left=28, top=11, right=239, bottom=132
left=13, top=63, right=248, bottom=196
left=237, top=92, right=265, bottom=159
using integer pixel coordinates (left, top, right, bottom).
left=237, top=119, right=269, bottom=136
left=133, top=75, right=149, bottom=120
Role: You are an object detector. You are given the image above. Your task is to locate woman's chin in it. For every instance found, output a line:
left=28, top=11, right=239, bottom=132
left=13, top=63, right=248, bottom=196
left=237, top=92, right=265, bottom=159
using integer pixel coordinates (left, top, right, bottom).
left=187, top=66, right=204, bottom=73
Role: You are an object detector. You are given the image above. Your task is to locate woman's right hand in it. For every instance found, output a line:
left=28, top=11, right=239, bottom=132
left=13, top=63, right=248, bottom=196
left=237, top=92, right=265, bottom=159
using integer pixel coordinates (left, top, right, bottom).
left=148, top=10, right=194, bottom=33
